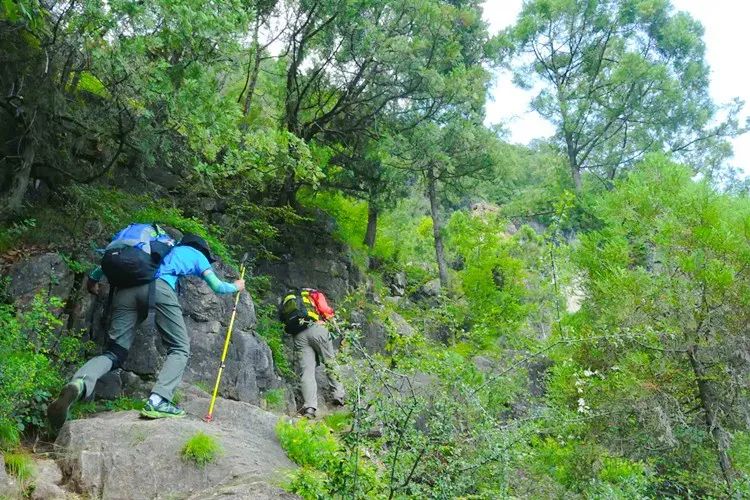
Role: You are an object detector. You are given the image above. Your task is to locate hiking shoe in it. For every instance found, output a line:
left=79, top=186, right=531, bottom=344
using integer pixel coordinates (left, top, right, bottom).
left=140, top=399, right=186, bottom=419
left=300, top=407, right=316, bottom=419
left=47, top=379, right=84, bottom=433
left=331, top=397, right=345, bottom=407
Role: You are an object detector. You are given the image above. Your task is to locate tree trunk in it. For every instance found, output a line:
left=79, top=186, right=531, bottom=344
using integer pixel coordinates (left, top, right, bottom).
left=278, top=169, right=298, bottom=208
left=241, top=16, right=262, bottom=127
left=688, top=344, right=734, bottom=492
left=564, top=132, right=582, bottom=192
left=427, top=165, right=448, bottom=288
left=364, top=203, right=378, bottom=249
left=3, top=140, right=35, bottom=215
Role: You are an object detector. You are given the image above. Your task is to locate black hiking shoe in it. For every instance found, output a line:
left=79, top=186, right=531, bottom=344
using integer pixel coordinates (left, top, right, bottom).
left=47, top=379, right=84, bottom=433
left=300, top=407, right=316, bottom=419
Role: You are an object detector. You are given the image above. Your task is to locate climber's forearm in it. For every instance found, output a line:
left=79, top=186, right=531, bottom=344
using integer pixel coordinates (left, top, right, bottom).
left=89, top=266, right=104, bottom=282
left=202, top=270, right=238, bottom=294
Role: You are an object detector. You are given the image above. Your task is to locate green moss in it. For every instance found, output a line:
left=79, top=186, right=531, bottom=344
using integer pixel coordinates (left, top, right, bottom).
left=4, top=452, right=34, bottom=483
left=171, top=390, right=183, bottom=405
left=261, top=388, right=285, bottom=411
left=193, top=381, right=211, bottom=393
left=255, top=304, right=293, bottom=378
left=76, top=71, right=110, bottom=98
left=9, top=185, right=236, bottom=269
left=72, top=397, right=143, bottom=418
left=181, top=432, right=222, bottom=468
left=323, top=411, right=352, bottom=433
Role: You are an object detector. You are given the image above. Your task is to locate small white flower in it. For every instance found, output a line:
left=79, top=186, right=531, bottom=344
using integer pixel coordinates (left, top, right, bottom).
left=577, top=398, right=590, bottom=414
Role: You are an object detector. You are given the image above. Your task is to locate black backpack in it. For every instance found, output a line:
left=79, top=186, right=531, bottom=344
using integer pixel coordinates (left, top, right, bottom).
left=100, top=223, right=174, bottom=288
left=279, top=289, right=319, bottom=335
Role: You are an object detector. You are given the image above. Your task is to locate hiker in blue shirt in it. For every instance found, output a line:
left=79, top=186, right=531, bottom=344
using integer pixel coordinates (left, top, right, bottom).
left=48, top=233, right=244, bottom=431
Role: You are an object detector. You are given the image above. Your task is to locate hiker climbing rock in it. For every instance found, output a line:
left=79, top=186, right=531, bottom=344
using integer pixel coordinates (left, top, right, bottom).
left=279, top=288, right=345, bottom=419
left=47, top=226, right=245, bottom=431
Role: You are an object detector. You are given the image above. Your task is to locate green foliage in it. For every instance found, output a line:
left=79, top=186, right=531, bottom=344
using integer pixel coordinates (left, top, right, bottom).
left=286, top=466, right=329, bottom=500
left=11, top=185, right=236, bottom=269
left=255, top=305, right=293, bottom=378
left=276, top=418, right=381, bottom=499
left=261, top=388, right=285, bottom=411
left=322, top=411, right=352, bottom=434
left=0, top=218, right=36, bottom=253
left=298, top=188, right=370, bottom=265
left=546, top=154, right=750, bottom=495
left=506, top=0, right=741, bottom=188
left=2, top=0, right=744, bottom=496
left=276, top=419, right=339, bottom=470
left=0, top=420, right=20, bottom=451
left=0, top=291, right=91, bottom=435
left=181, top=432, right=222, bottom=468
left=171, top=390, right=183, bottom=405
left=4, top=451, right=34, bottom=483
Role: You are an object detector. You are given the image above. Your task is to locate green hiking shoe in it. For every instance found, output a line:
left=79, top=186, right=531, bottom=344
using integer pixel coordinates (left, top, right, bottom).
left=47, top=379, right=84, bottom=433
left=140, top=399, right=186, bottom=419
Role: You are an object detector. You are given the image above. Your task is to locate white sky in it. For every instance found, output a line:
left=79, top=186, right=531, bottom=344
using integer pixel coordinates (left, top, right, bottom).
left=483, top=0, right=750, bottom=173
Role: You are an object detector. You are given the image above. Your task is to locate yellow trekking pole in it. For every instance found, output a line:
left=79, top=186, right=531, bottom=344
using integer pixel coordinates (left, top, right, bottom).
left=204, top=254, right=247, bottom=423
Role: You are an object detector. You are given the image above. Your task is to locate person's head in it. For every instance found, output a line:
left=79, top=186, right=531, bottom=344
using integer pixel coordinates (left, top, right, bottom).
left=178, top=233, right=216, bottom=263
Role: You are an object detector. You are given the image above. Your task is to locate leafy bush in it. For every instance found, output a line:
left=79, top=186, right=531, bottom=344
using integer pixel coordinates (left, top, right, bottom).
left=0, top=291, right=91, bottom=436
left=276, top=419, right=339, bottom=470
left=286, top=466, right=329, bottom=500
left=276, top=418, right=382, bottom=499
left=181, top=432, right=222, bottom=467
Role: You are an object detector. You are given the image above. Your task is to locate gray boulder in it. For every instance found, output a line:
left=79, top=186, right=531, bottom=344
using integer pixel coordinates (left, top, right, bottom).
left=387, top=312, right=415, bottom=338
left=7, top=253, right=96, bottom=333
left=30, top=459, right=69, bottom=500
left=7, top=253, right=74, bottom=308
left=349, top=310, right=388, bottom=356
left=385, top=271, right=407, bottom=297
left=55, top=392, right=295, bottom=500
left=186, top=480, right=297, bottom=499
left=412, top=279, right=441, bottom=302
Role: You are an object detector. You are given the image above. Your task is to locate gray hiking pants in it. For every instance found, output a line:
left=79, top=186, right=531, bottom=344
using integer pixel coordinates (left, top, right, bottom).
left=294, top=323, right=345, bottom=410
left=72, top=279, right=188, bottom=402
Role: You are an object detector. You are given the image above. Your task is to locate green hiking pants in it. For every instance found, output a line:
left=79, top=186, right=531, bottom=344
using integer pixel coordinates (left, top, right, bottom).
left=294, top=323, right=345, bottom=410
left=72, top=279, right=188, bottom=402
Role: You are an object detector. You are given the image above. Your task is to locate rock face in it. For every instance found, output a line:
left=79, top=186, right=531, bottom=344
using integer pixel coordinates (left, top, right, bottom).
left=349, top=310, right=389, bottom=356
left=7, top=253, right=281, bottom=405
left=385, top=271, right=407, bottom=297
left=255, top=213, right=362, bottom=302
left=7, top=252, right=76, bottom=309
left=30, top=459, right=69, bottom=500
left=55, top=389, right=296, bottom=500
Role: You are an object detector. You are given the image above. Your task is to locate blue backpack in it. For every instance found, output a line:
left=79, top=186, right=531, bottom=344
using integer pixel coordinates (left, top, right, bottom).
left=101, top=223, right=174, bottom=288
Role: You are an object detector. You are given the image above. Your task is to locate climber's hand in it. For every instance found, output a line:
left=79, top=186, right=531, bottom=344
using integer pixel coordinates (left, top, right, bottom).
left=234, top=279, right=246, bottom=291
left=86, top=278, right=100, bottom=295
